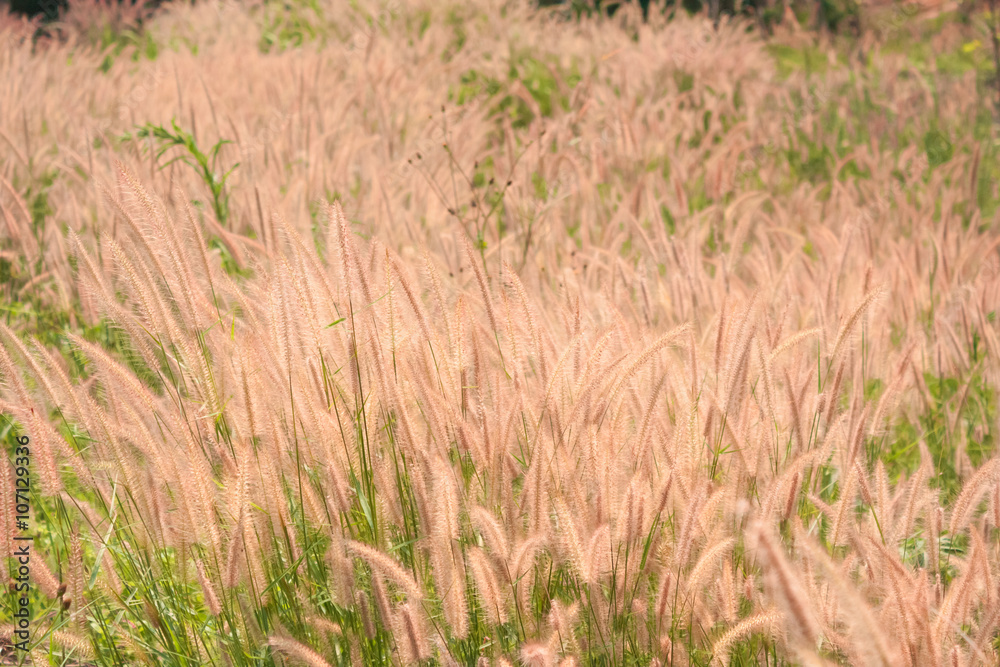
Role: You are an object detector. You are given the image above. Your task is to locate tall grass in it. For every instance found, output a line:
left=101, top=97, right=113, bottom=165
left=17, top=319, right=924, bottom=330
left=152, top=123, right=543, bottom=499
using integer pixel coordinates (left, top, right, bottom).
left=1, top=1, right=999, bottom=665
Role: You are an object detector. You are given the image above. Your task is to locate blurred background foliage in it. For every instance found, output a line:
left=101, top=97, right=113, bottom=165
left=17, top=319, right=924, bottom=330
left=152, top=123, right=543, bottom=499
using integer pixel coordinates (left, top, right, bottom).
left=0, top=0, right=864, bottom=34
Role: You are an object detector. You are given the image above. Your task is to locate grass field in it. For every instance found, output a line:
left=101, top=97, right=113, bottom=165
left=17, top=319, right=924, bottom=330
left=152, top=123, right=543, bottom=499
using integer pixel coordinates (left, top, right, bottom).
left=1, top=0, right=1000, bottom=665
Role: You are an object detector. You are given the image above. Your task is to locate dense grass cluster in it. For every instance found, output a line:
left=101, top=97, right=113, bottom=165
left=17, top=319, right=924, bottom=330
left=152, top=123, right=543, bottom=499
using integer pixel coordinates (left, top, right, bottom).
left=1, top=1, right=1000, bottom=665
